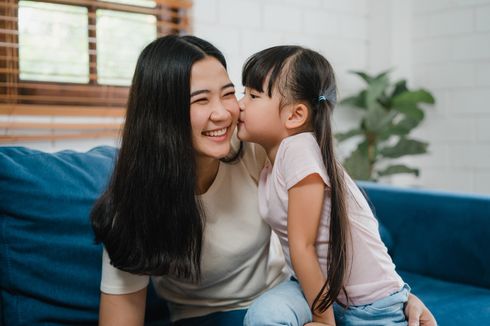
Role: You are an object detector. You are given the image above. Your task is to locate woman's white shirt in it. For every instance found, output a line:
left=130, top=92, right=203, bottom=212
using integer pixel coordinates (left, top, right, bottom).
left=100, top=143, right=287, bottom=321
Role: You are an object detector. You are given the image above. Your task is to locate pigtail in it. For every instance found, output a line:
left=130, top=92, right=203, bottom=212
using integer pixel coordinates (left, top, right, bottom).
left=311, top=98, right=350, bottom=313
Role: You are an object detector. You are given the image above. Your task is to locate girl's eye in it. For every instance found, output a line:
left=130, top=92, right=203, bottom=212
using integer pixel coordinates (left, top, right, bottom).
left=250, top=93, right=258, bottom=99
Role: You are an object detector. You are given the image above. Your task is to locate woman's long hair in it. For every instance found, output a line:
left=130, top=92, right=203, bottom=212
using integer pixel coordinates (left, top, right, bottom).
left=242, top=46, right=350, bottom=311
left=91, top=35, right=239, bottom=280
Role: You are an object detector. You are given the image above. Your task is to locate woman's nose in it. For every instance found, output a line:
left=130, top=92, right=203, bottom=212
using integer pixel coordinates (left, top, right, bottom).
left=211, top=101, right=231, bottom=120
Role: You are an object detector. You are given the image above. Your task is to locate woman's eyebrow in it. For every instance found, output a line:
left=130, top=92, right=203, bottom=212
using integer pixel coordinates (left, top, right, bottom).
left=222, top=82, right=235, bottom=90
left=190, top=89, right=209, bottom=98
left=190, top=83, right=235, bottom=98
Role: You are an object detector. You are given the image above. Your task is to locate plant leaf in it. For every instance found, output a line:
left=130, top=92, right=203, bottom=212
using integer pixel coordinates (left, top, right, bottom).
left=365, top=106, right=397, bottom=132
left=392, top=89, right=435, bottom=107
left=391, top=79, right=408, bottom=98
left=350, top=71, right=376, bottom=84
left=335, top=129, right=363, bottom=142
left=366, top=75, right=390, bottom=110
left=340, top=91, right=367, bottom=109
left=377, top=164, right=419, bottom=177
left=380, top=138, right=428, bottom=158
left=393, top=105, right=425, bottom=122
left=388, top=117, right=421, bottom=136
left=343, top=141, right=372, bottom=180
left=374, top=69, right=392, bottom=80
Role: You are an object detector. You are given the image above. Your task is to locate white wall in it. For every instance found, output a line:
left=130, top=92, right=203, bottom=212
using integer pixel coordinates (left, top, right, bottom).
left=391, top=0, right=490, bottom=194
left=4, top=0, right=489, bottom=194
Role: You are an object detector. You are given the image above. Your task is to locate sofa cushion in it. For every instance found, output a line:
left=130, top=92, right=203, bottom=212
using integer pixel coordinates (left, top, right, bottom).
left=359, top=181, right=490, bottom=290
left=400, top=271, right=490, bottom=326
left=0, top=146, right=169, bottom=325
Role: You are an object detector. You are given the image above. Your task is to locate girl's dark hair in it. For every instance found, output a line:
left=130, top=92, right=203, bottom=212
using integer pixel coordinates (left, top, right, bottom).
left=91, top=35, right=240, bottom=280
left=242, top=46, right=350, bottom=312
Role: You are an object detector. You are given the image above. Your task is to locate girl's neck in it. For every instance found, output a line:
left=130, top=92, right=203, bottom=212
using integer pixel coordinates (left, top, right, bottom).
left=195, top=156, right=220, bottom=195
left=264, top=143, right=281, bottom=166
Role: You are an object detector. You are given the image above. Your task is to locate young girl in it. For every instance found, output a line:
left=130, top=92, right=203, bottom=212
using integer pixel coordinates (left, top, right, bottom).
left=238, top=46, right=411, bottom=326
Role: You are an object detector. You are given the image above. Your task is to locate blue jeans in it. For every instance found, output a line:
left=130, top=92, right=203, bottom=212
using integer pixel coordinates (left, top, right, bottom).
left=244, top=279, right=410, bottom=326
left=244, top=279, right=312, bottom=326
left=333, top=284, right=410, bottom=326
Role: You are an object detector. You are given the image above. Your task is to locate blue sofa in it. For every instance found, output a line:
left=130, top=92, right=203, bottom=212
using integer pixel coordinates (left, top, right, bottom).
left=1, top=146, right=489, bottom=325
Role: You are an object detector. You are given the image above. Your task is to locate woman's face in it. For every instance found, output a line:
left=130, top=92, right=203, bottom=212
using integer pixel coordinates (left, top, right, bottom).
left=190, top=56, right=239, bottom=161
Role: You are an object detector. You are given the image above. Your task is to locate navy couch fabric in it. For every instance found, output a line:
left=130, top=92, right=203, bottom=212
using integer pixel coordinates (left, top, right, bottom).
left=1, top=146, right=489, bottom=325
left=359, top=181, right=490, bottom=326
left=0, top=146, right=169, bottom=325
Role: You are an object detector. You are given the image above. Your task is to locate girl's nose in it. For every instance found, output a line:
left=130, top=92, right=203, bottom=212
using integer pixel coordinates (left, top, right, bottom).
left=238, top=97, right=245, bottom=111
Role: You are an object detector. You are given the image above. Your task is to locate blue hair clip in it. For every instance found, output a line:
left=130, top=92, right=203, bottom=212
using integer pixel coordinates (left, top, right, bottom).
left=318, top=88, right=337, bottom=105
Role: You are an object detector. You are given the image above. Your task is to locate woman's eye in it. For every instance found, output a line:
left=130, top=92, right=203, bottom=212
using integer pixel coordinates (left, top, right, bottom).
left=223, top=91, right=235, bottom=98
left=193, top=98, right=208, bottom=104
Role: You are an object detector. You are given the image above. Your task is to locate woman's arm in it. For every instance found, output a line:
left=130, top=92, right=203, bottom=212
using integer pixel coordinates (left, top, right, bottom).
left=99, top=287, right=147, bottom=326
left=405, top=293, right=437, bottom=326
left=288, top=173, right=335, bottom=326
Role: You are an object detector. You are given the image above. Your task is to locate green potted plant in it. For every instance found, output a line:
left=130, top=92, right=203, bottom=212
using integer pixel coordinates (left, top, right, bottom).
left=336, top=70, right=435, bottom=181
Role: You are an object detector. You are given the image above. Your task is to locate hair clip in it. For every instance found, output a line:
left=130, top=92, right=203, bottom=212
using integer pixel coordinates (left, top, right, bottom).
left=318, top=95, right=327, bottom=102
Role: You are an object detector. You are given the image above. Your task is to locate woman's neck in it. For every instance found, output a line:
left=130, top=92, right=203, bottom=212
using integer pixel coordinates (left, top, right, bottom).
left=195, top=156, right=220, bottom=195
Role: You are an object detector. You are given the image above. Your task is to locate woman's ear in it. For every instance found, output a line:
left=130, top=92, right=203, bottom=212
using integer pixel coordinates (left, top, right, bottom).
left=285, top=103, right=309, bottom=130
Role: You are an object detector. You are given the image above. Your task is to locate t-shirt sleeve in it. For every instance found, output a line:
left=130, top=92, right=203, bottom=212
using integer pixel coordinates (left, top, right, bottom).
left=100, top=248, right=150, bottom=294
left=280, top=134, right=329, bottom=190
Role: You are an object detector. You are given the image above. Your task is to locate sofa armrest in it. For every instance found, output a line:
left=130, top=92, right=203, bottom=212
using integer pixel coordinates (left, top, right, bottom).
left=358, top=181, right=490, bottom=290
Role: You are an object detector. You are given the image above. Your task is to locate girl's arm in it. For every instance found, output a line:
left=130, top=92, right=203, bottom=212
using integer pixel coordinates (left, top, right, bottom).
left=288, top=173, right=335, bottom=326
left=99, top=287, right=147, bottom=326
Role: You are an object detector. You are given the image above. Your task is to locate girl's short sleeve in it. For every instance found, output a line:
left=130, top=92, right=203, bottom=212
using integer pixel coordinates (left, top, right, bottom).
left=100, top=248, right=150, bottom=294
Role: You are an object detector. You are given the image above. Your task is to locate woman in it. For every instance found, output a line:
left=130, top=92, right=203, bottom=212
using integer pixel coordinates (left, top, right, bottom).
left=91, top=35, right=435, bottom=326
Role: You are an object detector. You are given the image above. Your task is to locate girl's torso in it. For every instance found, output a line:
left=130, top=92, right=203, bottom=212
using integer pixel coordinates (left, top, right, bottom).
left=259, top=132, right=403, bottom=306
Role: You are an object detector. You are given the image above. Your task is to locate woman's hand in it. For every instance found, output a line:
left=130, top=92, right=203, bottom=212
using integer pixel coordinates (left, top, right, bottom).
left=405, top=294, right=437, bottom=326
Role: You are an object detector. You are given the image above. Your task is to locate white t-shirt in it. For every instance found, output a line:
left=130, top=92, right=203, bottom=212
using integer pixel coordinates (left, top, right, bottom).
left=258, top=132, right=403, bottom=306
left=101, top=143, right=288, bottom=321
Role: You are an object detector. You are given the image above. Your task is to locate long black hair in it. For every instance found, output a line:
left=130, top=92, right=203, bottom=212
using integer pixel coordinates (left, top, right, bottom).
left=242, top=46, right=350, bottom=312
left=91, top=35, right=240, bottom=281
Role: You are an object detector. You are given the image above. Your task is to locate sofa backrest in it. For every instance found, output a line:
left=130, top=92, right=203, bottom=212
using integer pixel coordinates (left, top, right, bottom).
left=359, top=181, right=490, bottom=290
left=0, top=146, right=169, bottom=325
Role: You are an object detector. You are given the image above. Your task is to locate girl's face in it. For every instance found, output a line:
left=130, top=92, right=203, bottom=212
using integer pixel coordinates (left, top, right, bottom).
left=237, top=85, right=289, bottom=151
left=190, top=56, right=239, bottom=161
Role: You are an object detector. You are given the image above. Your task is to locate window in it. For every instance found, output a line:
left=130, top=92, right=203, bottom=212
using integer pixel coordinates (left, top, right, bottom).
left=0, top=0, right=191, bottom=143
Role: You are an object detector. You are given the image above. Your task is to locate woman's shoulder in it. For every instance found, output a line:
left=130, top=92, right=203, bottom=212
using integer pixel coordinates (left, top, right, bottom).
left=236, top=142, right=268, bottom=183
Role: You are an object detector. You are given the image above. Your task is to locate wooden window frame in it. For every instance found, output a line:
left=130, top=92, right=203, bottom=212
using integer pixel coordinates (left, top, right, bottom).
left=0, top=0, right=192, bottom=143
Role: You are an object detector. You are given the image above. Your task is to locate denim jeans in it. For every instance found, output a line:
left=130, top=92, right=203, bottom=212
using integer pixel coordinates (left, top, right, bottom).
left=244, top=279, right=311, bottom=326
left=244, top=279, right=410, bottom=326
left=333, top=284, right=410, bottom=326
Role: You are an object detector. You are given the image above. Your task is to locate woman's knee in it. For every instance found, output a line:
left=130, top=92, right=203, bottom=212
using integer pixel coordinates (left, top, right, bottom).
left=244, top=280, right=312, bottom=326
